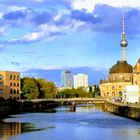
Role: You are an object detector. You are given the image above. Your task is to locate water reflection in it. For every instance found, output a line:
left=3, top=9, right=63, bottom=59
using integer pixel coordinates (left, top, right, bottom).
left=1, top=104, right=140, bottom=140
left=0, top=122, right=21, bottom=140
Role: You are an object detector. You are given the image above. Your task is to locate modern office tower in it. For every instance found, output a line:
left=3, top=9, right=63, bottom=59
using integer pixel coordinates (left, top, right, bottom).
left=61, top=71, right=73, bottom=88
left=74, top=73, right=88, bottom=89
left=0, top=71, right=20, bottom=100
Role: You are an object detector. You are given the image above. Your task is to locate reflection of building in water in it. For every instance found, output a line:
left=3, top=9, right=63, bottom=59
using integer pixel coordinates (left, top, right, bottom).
left=0, top=122, right=21, bottom=139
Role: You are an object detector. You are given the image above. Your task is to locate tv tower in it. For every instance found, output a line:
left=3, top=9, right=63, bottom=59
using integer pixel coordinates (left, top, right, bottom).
left=120, top=8, right=128, bottom=61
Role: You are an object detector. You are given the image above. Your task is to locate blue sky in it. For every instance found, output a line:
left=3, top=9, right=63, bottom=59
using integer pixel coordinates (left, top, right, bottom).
left=0, top=0, right=140, bottom=86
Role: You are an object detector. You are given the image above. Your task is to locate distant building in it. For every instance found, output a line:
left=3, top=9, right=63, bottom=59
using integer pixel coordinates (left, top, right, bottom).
left=74, top=73, right=88, bottom=89
left=0, top=71, right=20, bottom=100
left=61, top=71, right=73, bottom=88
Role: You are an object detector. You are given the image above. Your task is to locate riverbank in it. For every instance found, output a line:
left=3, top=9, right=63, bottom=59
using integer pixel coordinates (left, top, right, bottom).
left=0, top=100, right=20, bottom=118
left=106, top=99, right=140, bottom=121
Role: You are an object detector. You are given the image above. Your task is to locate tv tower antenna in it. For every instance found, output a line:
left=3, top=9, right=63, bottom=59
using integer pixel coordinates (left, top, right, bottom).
left=120, top=6, right=128, bottom=61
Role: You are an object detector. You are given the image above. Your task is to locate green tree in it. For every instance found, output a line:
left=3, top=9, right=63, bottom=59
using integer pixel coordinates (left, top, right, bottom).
left=36, top=78, right=56, bottom=98
left=21, top=77, right=39, bottom=99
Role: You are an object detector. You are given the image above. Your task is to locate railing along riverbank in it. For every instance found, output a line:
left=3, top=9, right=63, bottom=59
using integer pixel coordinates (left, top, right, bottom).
left=106, top=99, right=140, bottom=121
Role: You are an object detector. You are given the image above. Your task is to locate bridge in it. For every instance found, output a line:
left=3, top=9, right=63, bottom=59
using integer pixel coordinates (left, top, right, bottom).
left=18, top=98, right=105, bottom=104
left=17, top=98, right=105, bottom=112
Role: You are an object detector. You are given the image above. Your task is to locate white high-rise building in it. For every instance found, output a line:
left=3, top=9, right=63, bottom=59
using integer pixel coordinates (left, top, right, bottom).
left=74, top=74, right=88, bottom=89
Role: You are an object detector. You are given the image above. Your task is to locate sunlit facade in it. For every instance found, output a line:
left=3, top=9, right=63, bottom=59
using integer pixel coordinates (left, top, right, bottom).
left=133, top=58, right=140, bottom=91
left=0, top=71, right=20, bottom=100
left=74, top=74, right=88, bottom=89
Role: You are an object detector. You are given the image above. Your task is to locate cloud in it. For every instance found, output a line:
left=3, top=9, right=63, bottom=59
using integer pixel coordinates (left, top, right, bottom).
left=5, top=30, right=64, bottom=44
left=0, top=2, right=140, bottom=46
left=3, top=10, right=26, bottom=20
left=71, top=0, right=140, bottom=13
left=71, top=10, right=102, bottom=24
left=0, top=44, right=5, bottom=52
left=32, top=11, right=56, bottom=25
left=9, top=6, right=28, bottom=11
left=33, top=0, right=44, bottom=3
left=10, top=61, right=20, bottom=66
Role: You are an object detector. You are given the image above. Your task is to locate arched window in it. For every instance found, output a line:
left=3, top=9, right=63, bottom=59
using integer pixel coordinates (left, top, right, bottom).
left=10, top=75, right=12, bottom=80
left=17, top=76, right=19, bottom=80
left=17, top=90, right=19, bottom=94
left=10, top=83, right=12, bottom=86
left=112, top=92, right=115, bottom=97
left=10, top=89, right=12, bottom=94
left=14, top=89, right=16, bottom=94
left=13, top=75, right=16, bottom=80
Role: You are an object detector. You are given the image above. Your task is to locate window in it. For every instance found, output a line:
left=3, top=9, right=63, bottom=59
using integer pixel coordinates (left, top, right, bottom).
left=0, top=75, right=3, bottom=80
left=13, top=75, right=16, bottom=80
left=0, top=82, right=3, bottom=86
left=10, top=75, right=12, bottom=80
left=10, top=89, right=13, bottom=94
left=14, top=83, right=16, bottom=87
left=17, top=83, right=19, bottom=87
left=0, top=89, right=3, bottom=94
left=14, top=89, right=16, bottom=94
left=10, top=83, right=12, bottom=86
left=17, top=76, right=19, bottom=80
left=17, top=90, right=19, bottom=94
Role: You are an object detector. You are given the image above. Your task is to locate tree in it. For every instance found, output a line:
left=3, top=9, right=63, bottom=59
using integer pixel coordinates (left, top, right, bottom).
left=36, top=78, right=56, bottom=99
left=21, top=77, right=39, bottom=99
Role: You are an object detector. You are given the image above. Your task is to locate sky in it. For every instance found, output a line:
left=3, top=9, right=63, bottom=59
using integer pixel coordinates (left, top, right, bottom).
left=0, top=0, right=140, bottom=86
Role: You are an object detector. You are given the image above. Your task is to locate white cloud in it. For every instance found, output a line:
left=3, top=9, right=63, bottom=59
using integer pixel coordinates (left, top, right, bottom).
left=23, top=31, right=44, bottom=41
left=9, top=5, right=28, bottom=11
left=0, top=26, right=7, bottom=36
left=32, top=0, right=44, bottom=3
left=0, top=12, right=4, bottom=19
left=71, top=0, right=140, bottom=13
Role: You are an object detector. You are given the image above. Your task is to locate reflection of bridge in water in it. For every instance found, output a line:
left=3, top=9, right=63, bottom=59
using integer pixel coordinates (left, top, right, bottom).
left=17, top=98, right=105, bottom=112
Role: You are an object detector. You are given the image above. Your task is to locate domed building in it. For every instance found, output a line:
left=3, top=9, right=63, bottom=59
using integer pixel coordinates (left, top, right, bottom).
left=100, top=12, right=133, bottom=99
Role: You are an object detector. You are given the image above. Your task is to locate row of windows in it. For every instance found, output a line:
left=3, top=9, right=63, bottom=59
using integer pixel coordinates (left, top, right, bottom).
left=0, top=74, right=20, bottom=80
left=10, top=75, right=19, bottom=80
left=109, top=76, right=131, bottom=81
left=105, top=86, right=122, bottom=90
left=10, top=83, right=19, bottom=87
left=10, top=89, right=20, bottom=94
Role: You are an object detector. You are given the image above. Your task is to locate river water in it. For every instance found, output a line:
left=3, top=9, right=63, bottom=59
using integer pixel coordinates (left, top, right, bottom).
left=0, top=104, right=140, bottom=140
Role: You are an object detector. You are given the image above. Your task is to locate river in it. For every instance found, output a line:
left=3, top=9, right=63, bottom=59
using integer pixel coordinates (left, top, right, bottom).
left=0, top=104, right=140, bottom=140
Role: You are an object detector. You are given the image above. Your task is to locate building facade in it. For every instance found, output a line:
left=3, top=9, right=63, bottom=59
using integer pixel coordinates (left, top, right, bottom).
left=61, top=71, right=73, bottom=88
left=133, top=58, right=140, bottom=91
left=74, top=73, right=88, bottom=89
left=0, top=71, right=20, bottom=100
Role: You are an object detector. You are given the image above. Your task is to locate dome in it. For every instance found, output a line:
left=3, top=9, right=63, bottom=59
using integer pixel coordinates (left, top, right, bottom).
left=109, top=60, right=133, bottom=74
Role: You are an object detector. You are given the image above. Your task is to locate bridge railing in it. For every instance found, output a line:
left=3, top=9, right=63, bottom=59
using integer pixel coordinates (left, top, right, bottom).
left=18, top=98, right=105, bottom=103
